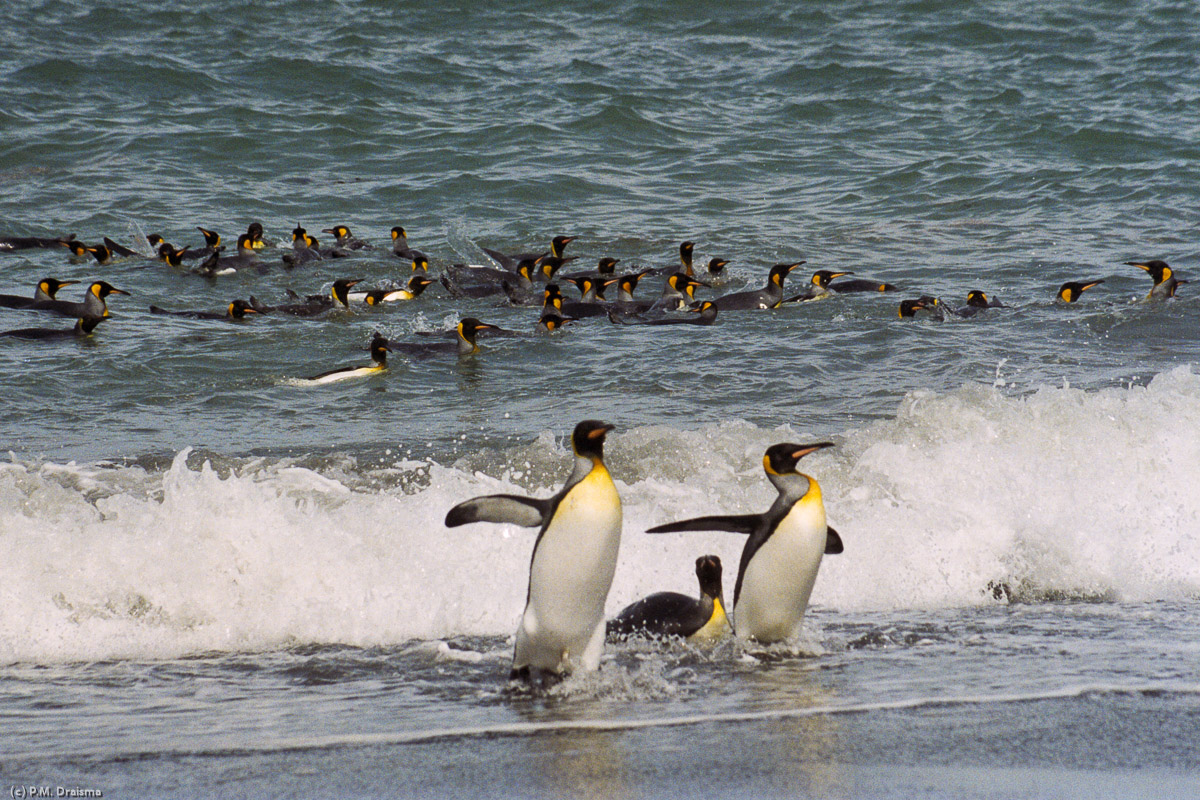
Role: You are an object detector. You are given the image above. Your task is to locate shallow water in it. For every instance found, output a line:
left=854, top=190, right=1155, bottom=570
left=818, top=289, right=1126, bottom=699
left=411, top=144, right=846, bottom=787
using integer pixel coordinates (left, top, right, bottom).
left=1, top=0, right=1199, bottom=796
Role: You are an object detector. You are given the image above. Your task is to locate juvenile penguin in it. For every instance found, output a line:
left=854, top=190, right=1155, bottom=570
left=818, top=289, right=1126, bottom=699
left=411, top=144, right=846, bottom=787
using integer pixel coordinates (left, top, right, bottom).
left=1128, top=260, right=1187, bottom=300
left=646, top=442, right=842, bottom=643
left=446, top=420, right=622, bottom=680
left=713, top=262, right=804, bottom=310
left=607, top=554, right=729, bottom=641
left=1056, top=280, right=1104, bottom=303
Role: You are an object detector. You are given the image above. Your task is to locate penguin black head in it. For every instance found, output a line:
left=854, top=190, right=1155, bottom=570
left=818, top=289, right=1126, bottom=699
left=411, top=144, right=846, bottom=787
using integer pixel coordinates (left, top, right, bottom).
left=763, top=442, right=834, bottom=476
left=694, top=555, right=723, bottom=600
left=457, top=317, right=498, bottom=349
left=538, top=258, right=568, bottom=281
left=146, top=234, right=165, bottom=248
left=966, top=290, right=989, bottom=308
left=706, top=258, right=729, bottom=275
left=597, top=257, right=620, bottom=274
left=246, top=221, right=264, bottom=239
left=411, top=254, right=429, bottom=272
left=39, top=278, right=77, bottom=298
left=86, top=244, right=112, bottom=264
left=770, top=262, right=805, bottom=286
left=1057, top=280, right=1103, bottom=303
left=197, top=227, right=221, bottom=247
left=291, top=224, right=307, bottom=242
left=369, top=332, right=393, bottom=365
left=1127, top=260, right=1172, bottom=285
left=227, top=300, right=259, bottom=319
left=568, top=276, right=595, bottom=297
left=236, top=233, right=255, bottom=252
left=407, top=274, right=434, bottom=295
left=391, top=226, right=407, bottom=241
left=74, top=316, right=106, bottom=336
left=538, top=311, right=575, bottom=332
left=543, top=284, right=563, bottom=310
left=898, top=298, right=930, bottom=317
left=550, top=235, right=575, bottom=257
left=811, top=269, right=852, bottom=287
left=158, top=243, right=185, bottom=266
left=65, top=241, right=89, bottom=257
left=91, top=281, right=129, bottom=300
left=331, top=278, right=363, bottom=306
left=323, top=225, right=350, bottom=238
left=680, top=240, right=695, bottom=263
left=571, top=420, right=614, bottom=461
left=668, top=272, right=708, bottom=298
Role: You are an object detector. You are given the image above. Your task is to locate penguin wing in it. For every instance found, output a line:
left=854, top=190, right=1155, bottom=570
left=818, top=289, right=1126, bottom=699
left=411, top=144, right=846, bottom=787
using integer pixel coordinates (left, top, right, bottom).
left=445, top=494, right=551, bottom=528
left=646, top=514, right=760, bottom=535
left=825, top=525, right=844, bottom=554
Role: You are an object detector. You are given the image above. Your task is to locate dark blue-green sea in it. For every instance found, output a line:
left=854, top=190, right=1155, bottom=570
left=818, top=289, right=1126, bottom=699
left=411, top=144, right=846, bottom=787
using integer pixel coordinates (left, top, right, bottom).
left=3, top=1, right=1200, bottom=797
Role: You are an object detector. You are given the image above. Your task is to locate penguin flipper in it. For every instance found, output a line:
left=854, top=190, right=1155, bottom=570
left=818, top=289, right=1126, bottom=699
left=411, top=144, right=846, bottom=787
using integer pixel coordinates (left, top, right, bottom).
left=646, top=514, right=760, bottom=535
left=445, top=494, right=550, bottom=528
left=825, top=525, right=844, bottom=555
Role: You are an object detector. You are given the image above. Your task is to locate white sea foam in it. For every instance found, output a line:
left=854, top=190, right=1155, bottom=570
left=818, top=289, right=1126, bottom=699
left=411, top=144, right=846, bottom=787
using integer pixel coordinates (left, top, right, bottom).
left=2, top=367, right=1199, bottom=662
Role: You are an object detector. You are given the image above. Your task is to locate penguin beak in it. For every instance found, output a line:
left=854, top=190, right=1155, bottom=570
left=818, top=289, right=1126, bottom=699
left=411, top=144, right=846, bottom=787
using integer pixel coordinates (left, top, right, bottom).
left=587, top=423, right=615, bottom=440
left=793, top=442, right=835, bottom=459
left=831, top=271, right=853, bottom=279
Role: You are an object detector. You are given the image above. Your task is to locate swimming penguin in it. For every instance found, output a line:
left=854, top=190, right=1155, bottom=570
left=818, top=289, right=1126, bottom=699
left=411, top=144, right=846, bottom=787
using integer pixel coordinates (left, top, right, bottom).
left=446, top=420, right=622, bottom=680
left=713, top=262, right=804, bottom=310
left=179, top=227, right=222, bottom=261
left=647, top=442, right=842, bottom=643
left=149, top=299, right=260, bottom=320
left=557, top=276, right=611, bottom=318
left=0, top=278, right=78, bottom=309
left=85, top=244, right=114, bottom=265
left=954, top=289, right=1005, bottom=317
left=385, top=317, right=500, bottom=358
left=538, top=311, right=576, bottom=332
left=0, top=316, right=105, bottom=340
left=607, top=554, right=729, bottom=640
left=409, top=253, right=430, bottom=272
left=628, top=300, right=719, bottom=326
left=705, top=258, right=730, bottom=279
left=249, top=279, right=362, bottom=317
left=64, top=240, right=92, bottom=262
left=194, top=234, right=263, bottom=276
left=352, top=275, right=434, bottom=305
left=0, top=233, right=75, bottom=252
left=1056, top=280, right=1104, bottom=303
left=597, top=256, right=621, bottom=275
left=1128, top=260, right=1187, bottom=300
left=302, top=333, right=393, bottom=384
left=157, top=243, right=187, bottom=267
left=391, top=226, right=422, bottom=261
left=244, top=222, right=267, bottom=250
left=829, top=276, right=898, bottom=293
left=322, top=225, right=372, bottom=251
left=784, top=270, right=854, bottom=303
left=482, top=235, right=575, bottom=272
left=442, top=260, right=538, bottom=300
left=26, top=281, right=129, bottom=318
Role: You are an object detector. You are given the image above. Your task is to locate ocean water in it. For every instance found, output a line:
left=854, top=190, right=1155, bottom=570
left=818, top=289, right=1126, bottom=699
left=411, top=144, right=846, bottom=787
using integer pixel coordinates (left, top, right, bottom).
left=2, top=1, right=1200, bottom=797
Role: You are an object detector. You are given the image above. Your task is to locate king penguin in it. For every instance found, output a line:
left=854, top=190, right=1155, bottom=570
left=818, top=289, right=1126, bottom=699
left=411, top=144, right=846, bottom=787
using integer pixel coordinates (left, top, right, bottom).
left=445, top=420, right=623, bottom=681
left=646, top=442, right=842, bottom=643
left=1056, top=279, right=1104, bottom=303
left=1127, top=260, right=1187, bottom=300
left=607, top=554, right=729, bottom=641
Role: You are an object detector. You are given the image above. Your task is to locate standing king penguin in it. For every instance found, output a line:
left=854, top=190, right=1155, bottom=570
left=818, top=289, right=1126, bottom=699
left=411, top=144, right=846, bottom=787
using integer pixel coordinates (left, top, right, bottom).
left=445, top=421, right=623, bottom=681
left=646, top=442, right=843, bottom=643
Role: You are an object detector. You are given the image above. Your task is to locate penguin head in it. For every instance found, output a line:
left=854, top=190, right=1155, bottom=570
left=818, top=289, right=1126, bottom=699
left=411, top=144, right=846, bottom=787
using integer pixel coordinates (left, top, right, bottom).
left=538, top=311, right=574, bottom=332
left=331, top=278, right=363, bottom=306
left=898, top=298, right=931, bottom=317
left=668, top=272, right=708, bottom=298
left=246, top=222, right=265, bottom=243
left=811, top=270, right=852, bottom=288
left=457, top=317, right=497, bottom=350
left=550, top=235, right=575, bottom=257
left=197, top=227, right=221, bottom=247
left=1127, top=260, right=1172, bottom=285
left=966, top=290, right=989, bottom=307
left=763, top=442, right=834, bottom=477
left=411, top=254, right=430, bottom=272
left=707, top=258, right=729, bottom=275
left=91, top=281, right=129, bottom=300
left=391, top=226, right=408, bottom=241
left=770, top=262, right=805, bottom=286
left=86, top=244, right=112, bottom=264
left=689, top=300, right=717, bottom=316
left=516, top=260, right=539, bottom=283
left=369, top=332, right=393, bottom=365
left=75, top=317, right=106, bottom=335
left=542, top=284, right=563, bottom=310
left=568, top=276, right=595, bottom=297
left=291, top=224, right=307, bottom=242
left=1057, top=280, right=1103, bottom=303
left=236, top=233, right=255, bottom=253
left=597, top=256, right=620, bottom=274
left=146, top=234, right=165, bottom=248
left=571, top=420, right=614, bottom=461
left=39, top=278, right=77, bottom=298
left=1167, top=279, right=1188, bottom=297
left=65, top=241, right=89, bottom=257
left=694, top=555, right=724, bottom=601
left=227, top=300, right=259, bottom=319
left=363, top=290, right=386, bottom=306
left=157, top=243, right=184, bottom=266
left=323, top=225, right=351, bottom=240
left=679, top=240, right=695, bottom=263
left=538, top=258, right=565, bottom=281
left=617, top=271, right=647, bottom=296
left=407, top=275, right=434, bottom=295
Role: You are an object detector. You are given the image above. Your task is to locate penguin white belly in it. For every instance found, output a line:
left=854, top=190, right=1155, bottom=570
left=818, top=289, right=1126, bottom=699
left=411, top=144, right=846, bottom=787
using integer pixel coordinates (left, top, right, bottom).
left=735, top=498, right=826, bottom=643
left=515, top=466, right=622, bottom=674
